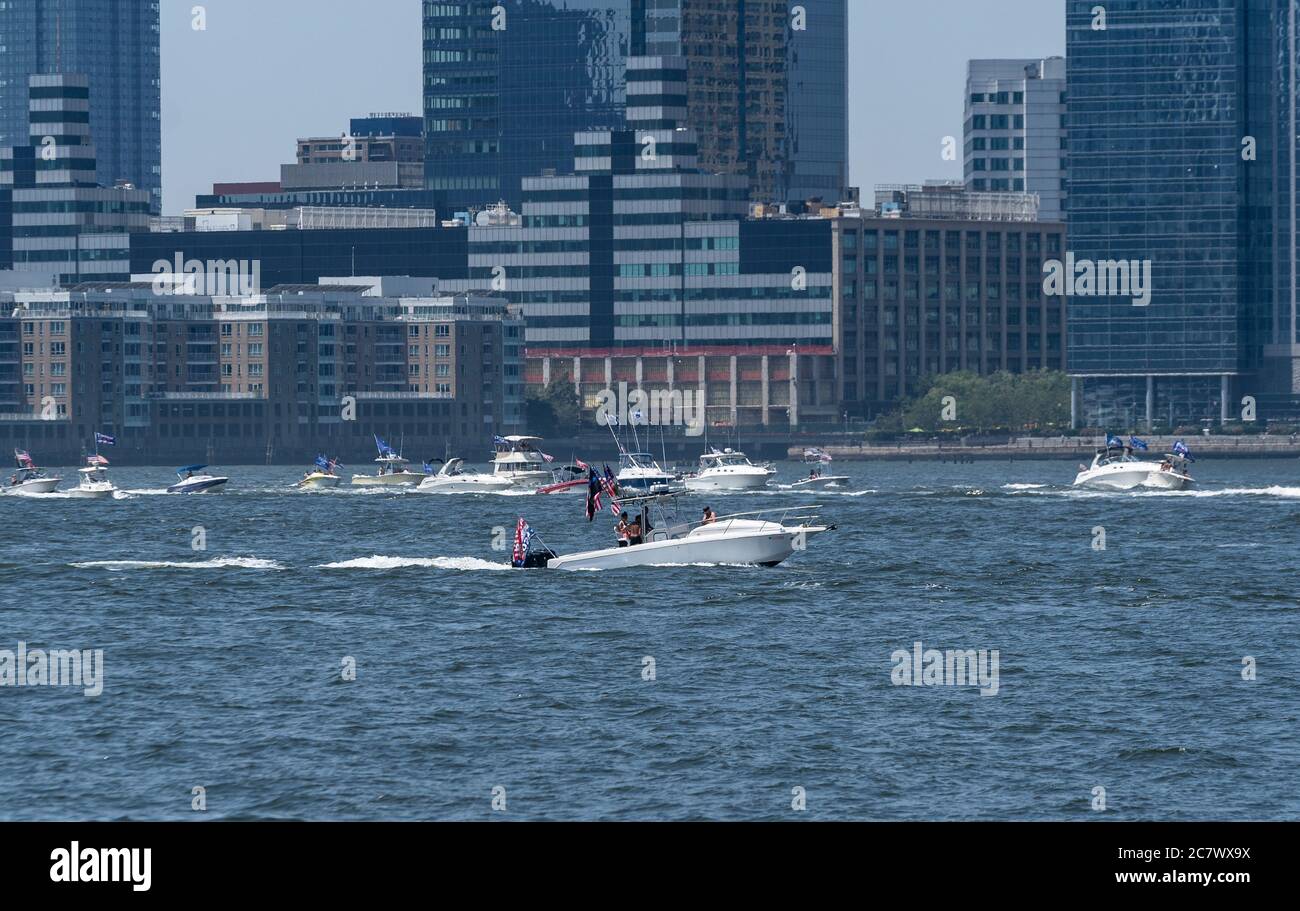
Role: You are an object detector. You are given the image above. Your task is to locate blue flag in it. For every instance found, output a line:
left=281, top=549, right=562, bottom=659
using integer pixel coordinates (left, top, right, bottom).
left=374, top=434, right=396, bottom=457
left=1129, top=436, right=1149, bottom=451
left=95, top=432, right=116, bottom=446
left=315, top=455, right=330, bottom=471
left=1173, top=440, right=1194, bottom=461
left=1106, top=435, right=1123, bottom=449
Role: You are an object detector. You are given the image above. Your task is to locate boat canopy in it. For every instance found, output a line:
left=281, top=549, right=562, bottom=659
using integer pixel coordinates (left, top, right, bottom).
left=177, top=464, right=207, bottom=475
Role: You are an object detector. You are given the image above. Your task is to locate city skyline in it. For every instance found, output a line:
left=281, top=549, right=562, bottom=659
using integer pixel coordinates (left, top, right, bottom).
left=158, top=0, right=1063, bottom=216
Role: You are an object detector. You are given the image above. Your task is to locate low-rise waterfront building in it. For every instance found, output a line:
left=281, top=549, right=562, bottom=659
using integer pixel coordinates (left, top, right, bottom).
left=0, top=277, right=523, bottom=463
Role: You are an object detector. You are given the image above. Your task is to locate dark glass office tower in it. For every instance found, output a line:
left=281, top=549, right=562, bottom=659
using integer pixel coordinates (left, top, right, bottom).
left=422, top=0, right=848, bottom=210
left=630, top=0, right=849, bottom=205
left=0, top=0, right=161, bottom=213
left=1065, top=0, right=1300, bottom=426
left=422, top=0, right=636, bottom=211
left=784, top=0, right=850, bottom=205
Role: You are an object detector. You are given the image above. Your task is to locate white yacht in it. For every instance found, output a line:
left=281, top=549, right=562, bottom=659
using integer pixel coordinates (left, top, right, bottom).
left=791, top=466, right=851, bottom=490
left=67, top=456, right=116, bottom=499
left=615, top=452, right=678, bottom=495
left=419, top=458, right=515, bottom=494
left=3, top=451, right=61, bottom=495
left=167, top=465, right=229, bottom=494
left=297, top=457, right=343, bottom=490
left=491, top=436, right=555, bottom=488
left=1073, top=445, right=1162, bottom=490
left=351, top=454, right=424, bottom=487
left=519, top=497, right=831, bottom=572
left=685, top=449, right=776, bottom=492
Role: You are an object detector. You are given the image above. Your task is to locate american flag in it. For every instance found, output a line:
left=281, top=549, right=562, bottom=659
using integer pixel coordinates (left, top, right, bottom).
left=602, top=465, right=621, bottom=516
left=87, top=455, right=109, bottom=467
left=511, top=518, right=534, bottom=567
left=14, top=449, right=32, bottom=467
left=541, top=452, right=555, bottom=464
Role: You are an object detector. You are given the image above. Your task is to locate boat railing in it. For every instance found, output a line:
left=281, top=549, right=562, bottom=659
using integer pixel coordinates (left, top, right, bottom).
left=691, top=504, right=824, bottom=535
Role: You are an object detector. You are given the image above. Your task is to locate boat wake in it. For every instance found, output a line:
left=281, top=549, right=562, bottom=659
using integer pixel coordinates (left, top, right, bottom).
left=70, top=557, right=286, bottom=571
left=316, top=555, right=511, bottom=572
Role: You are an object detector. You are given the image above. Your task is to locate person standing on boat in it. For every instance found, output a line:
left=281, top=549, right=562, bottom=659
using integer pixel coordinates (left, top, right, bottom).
left=627, top=516, right=644, bottom=546
left=616, top=513, right=631, bottom=548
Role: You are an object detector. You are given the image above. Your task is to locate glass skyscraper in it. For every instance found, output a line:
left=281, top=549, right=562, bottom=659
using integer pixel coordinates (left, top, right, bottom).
left=422, top=0, right=848, bottom=210
left=1065, top=0, right=1300, bottom=426
left=422, top=0, right=635, bottom=212
left=0, top=0, right=161, bottom=213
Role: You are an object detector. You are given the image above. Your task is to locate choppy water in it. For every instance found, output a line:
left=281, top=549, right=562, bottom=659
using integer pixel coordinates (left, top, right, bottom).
left=1, top=458, right=1297, bottom=820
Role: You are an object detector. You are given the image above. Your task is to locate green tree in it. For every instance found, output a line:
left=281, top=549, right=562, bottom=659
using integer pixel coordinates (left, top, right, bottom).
left=894, top=370, right=1070, bottom=433
left=525, top=378, right=583, bottom=436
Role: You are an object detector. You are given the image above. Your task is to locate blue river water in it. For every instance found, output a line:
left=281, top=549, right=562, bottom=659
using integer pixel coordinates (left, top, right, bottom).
left=0, top=457, right=1296, bottom=821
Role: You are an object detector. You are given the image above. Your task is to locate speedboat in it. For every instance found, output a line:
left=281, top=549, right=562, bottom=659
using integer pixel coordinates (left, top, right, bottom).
left=419, top=458, right=515, bottom=494
left=519, top=496, right=832, bottom=572
left=491, top=436, right=556, bottom=488
left=297, top=457, right=343, bottom=490
left=791, top=467, right=851, bottom=490
left=351, top=454, right=424, bottom=487
left=67, top=456, right=116, bottom=499
left=3, top=451, right=61, bottom=495
left=615, top=452, right=678, bottom=495
left=685, top=449, right=776, bottom=492
left=167, top=465, right=229, bottom=494
left=1072, top=445, right=1162, bottom=490
left=1144, top=453, right=1195, bottom=491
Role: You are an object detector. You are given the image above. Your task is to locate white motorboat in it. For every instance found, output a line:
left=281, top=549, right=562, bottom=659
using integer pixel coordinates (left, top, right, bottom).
left=615, top=452, right=679, bottom=495
left=491, top=436, right=556, bottom=488
left=297, top=456, right=343, bottom=490
left=520, top=497, right=831, bottom=572
left=684, top=449, right=776, bottom=492
left=791, top=467, right=851, bottom=490
left=419, top=458, right=515, bottom=494
left=167, top=465, right=230, bottom=494
left=1143, top=451, right=1195, bottom=491
left=351, top=454, right=424, bottom=487
left=1072, top=445, right=1161, bottom=490
left=3, top=451, right=61, bottom=495
left=67, top=456, right=116, bottom=499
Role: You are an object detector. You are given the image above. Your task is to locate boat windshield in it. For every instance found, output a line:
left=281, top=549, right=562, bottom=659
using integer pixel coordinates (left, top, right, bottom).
left=620, top=453, right=660, bottom=471
left=703, top=452, right=751, bottom=468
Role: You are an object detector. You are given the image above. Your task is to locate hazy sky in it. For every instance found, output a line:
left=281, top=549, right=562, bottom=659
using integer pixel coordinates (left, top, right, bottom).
left=160, top=0, right=1065, bottom=215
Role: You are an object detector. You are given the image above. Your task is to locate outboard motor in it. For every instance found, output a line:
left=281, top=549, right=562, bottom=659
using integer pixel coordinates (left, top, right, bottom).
left=519, top=547, right=556, bottom=570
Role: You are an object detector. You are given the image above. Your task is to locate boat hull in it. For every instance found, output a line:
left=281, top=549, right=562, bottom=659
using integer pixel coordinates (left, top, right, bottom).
left=537, top=479, right=589, bottom=495
left=685, top=471, right=774, bottom=492
left=167, top=478, right=229, bottom=494
left=1072, top=465, right=1154, bottom=490
left=67, top=484, right=115, bottom=499
left=419, top=477, right=515, bottom=494
left=351, top=473, right=423, bottom=487
left=298, top=474, right=343, bottom=490
left=792, top=476, right=850, bottom=490
left=3, top=478, right=61, bottom=495
left=1143, top=469, right=1194, bottom=491
left=547, top=527, right=822, bottom=572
